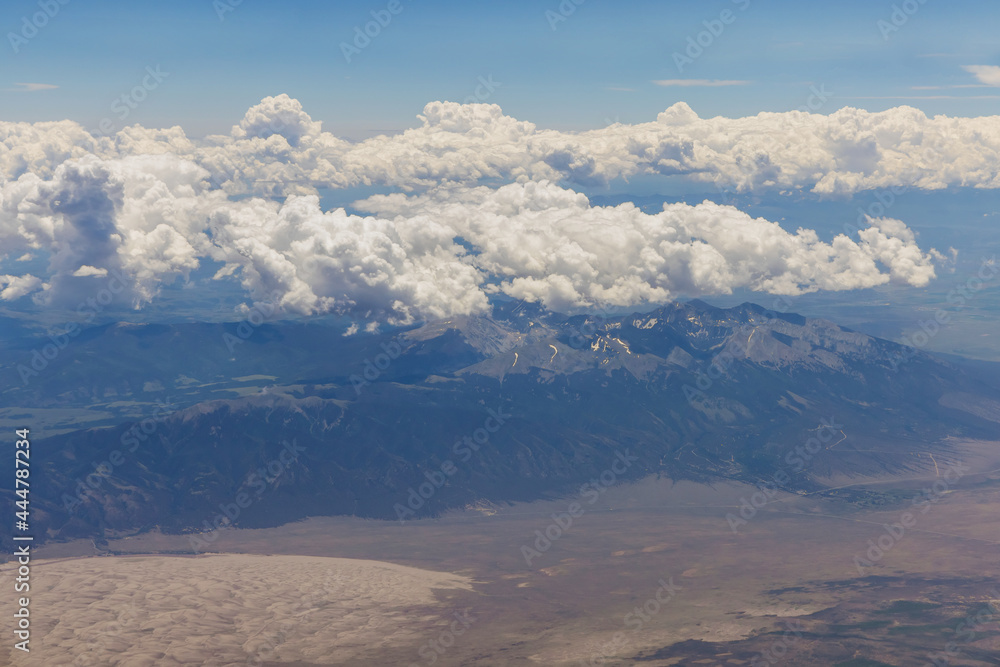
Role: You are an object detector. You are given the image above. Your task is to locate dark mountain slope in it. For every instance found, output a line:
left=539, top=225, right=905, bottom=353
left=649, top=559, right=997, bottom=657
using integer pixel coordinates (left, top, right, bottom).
left=4, top=300, right=999, bottom=545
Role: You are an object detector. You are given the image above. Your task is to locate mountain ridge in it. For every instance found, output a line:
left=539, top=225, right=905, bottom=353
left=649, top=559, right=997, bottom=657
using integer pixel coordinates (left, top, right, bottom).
left=3, top=299, right=998, bottom=547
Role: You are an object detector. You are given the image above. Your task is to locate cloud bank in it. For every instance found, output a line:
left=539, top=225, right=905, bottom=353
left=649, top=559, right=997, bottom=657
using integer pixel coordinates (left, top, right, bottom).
left=5, top=94, right=1000, bottom=197
left=0, top=95, right=963, bottom=322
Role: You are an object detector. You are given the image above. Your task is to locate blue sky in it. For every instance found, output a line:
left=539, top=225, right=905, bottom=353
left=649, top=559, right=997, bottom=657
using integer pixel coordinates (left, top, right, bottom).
left=3, top=0, right=999, bottom=139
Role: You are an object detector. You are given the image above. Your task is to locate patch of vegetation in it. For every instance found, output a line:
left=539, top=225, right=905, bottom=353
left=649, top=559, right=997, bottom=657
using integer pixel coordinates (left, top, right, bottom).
left=765, top=585, right=808, bottom=595
left=821, top=488, right=915, bottom=509
left=828, top=619, right=893, bottom=632
left=875, top=600, right=942, bottom=616
left=886, top=622, right=954, bottom=636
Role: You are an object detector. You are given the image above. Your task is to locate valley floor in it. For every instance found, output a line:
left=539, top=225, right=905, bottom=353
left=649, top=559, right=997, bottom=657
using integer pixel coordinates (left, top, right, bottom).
left=5, top=443, right=1000, bottom=666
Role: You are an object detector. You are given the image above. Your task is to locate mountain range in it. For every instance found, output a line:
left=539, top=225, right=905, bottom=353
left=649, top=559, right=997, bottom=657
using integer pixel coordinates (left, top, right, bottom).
left=3, top=299, right=1000, bottom=547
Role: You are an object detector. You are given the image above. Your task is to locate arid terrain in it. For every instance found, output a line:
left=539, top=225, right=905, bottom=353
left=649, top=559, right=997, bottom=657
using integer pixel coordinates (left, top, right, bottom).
left=5, top=438, right=1000, bottom=666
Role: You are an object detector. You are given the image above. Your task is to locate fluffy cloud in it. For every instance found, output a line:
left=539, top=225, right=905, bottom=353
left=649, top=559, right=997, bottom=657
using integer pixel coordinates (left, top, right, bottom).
left=356, top=181, right=938, bottom=313
left=0, top=120, right=105, bottom=181
left=964, top=65, right=1000, bottom=87
left=367, top=100, right=1000, bottom=195
left=0, top=274, right=42, bottom=301
left=0, top=97, right=957, bottom=321
left=204, top=193, right=486, bottom=322
left=0, top=150, right=942, bottom=321
left=1, top=153, right=224, bottom=307
left=236, top=97, right=1000, bottom=195
left=6, top=94, right=1000, bottom=198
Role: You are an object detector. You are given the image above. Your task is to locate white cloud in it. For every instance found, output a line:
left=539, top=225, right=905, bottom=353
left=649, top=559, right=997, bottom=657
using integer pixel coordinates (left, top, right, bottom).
left=72, top=265, right=109, bottom=277
left=203, top=190, right=486, bottom=322
left=963, top=65, right=1000, bottom=87
left=6, top=83, right=58, bottom=92
left=1, top=153, right=225, bottom=308
left=0, top=157, right=942, bottom=322
left=0, top=274, right=42, bottom=300
left=651, top=79, right=750, bottom=87
left=0, top=96, right=965, bottom=321
left=848, top=95, right=1000, bottom=100
left=5, top=94, right=1000, bottom=199
left=355, top=181, right=938, bottom=314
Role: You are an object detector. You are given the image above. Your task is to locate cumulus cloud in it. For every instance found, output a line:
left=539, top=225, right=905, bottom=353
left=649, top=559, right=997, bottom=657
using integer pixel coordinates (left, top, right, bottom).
left=221, top=97, right=1000, bottom=195
left=71, top=265, right=108, bottom=278
left=0, top=96, right=958, bottom=321
left=0, top=155, right=942, bottom=321
left=0, top=274, right=42, bottom=301
left=6, top=94, right=1000, bottom=199
left=356, top=181, right=938, bottom=313
left=1, top=153, right=226, bottom=307
left=203, top=192, right=486, bottom=322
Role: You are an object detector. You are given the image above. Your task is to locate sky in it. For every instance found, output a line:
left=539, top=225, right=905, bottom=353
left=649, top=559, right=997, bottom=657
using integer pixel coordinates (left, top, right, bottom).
left=3, top=0, right=1000, bottom=138
left=1, top=0, right=999, bottom=330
